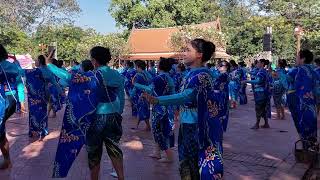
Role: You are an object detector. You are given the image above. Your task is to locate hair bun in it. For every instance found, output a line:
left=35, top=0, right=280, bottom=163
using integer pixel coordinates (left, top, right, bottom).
left=205, top=41, right=215, bottom=53
left=191, top=39, right=216, bottom=62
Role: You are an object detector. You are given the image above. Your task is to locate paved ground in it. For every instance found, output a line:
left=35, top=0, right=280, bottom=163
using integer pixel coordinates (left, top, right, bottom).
left=0, top=89, right=312, bottom=180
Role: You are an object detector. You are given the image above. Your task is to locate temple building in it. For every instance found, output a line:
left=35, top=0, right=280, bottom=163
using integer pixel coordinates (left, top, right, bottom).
left=124, top=18, right=230, bottom=61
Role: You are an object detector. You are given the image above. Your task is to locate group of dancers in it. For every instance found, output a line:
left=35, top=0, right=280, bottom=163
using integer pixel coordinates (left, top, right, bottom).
left=121, top=43, right=320, bottom=179
left=0, top=37, right=319, bottom=180
left=0, top=45, right=125, bottom=180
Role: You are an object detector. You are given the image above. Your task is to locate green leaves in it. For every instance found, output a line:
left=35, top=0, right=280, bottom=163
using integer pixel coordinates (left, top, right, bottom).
left=0, top=0, right=80, bottom=32
left=171, top=26, right=227, bottom=52
left=109, top=0, right=221, bottom=29
left=32, top=25, right=128, bottom=63
left=0, top=0, right=319, bottom=63
left=303, top=30, right=320, bottom=57
left=0, top=24, right=32, bottom=54
left=226, top=16, right=296, bottom=61
left=249, top=0, right=320, bottom=57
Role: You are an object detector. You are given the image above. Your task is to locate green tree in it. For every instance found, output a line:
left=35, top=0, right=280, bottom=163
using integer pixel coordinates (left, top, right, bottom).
left=109, top=0, right=221, bottom=29
left=78, top=33, right=128, bottom=66
left=32, top=24, right=128, bottom=63
left=250, top=0, right=320, bottom=22
left=32, top=24, right=87, bottom=61
left=250, top=0, right=320, bottom=56
left=0, top=24, right=31, bottom=54
left=227, top=16, right=295, bottom=61
left=0, top=0, right=80, bottom=31
left=303, top=30, right=320, bottom=57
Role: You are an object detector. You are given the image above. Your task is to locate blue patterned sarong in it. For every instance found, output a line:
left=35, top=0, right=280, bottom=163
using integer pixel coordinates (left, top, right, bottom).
left=52, top=71, right=98, bottom=178
left=198, top=85, right=223, bottom=180
left=0, top=71, right=19, bottom=141
left=25, top=69, right=48, bottom=137
left=48, top=82, right=62, bottom=113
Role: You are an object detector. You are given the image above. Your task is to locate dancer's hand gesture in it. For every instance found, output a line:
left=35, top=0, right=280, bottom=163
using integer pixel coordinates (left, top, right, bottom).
left=44, top=50, right=55, bottom=65
left=20, top=102, right=27, bottom=113
left=142, top=92, right=158, bottom=104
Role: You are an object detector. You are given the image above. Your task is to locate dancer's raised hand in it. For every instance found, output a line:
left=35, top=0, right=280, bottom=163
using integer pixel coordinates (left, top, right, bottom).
left=142, top=92, right=158, bottom=104
left=44, top=49, right=55, bottom=65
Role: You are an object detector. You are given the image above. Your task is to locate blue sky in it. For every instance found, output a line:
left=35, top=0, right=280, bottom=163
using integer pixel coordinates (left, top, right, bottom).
left=74, top=0, right=119, bottom=34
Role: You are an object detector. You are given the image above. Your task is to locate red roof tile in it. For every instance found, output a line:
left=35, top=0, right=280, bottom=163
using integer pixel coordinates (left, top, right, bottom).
left=125, top=18, right=222, bottom=60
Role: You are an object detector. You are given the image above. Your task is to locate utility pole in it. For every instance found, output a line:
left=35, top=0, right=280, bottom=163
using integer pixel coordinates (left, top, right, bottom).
left=263, top=26, right=272, bottom=63
left=294, top=26, right=303, bottom=57
left=48, top=42, right=58, bottom=59
left=52, top=42, right=57, bottom=59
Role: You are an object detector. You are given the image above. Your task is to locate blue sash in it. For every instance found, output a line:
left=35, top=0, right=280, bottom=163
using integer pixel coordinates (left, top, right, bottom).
left=0, top=94, right=5, bottom=136
left=196, top=70, right=223, bottom=180
left=52, top=71, right=98, bottom=178
left=25, top=69, right=48, bottom=137
left=0, top=70, right=18, bottom=136
left=48, top=82, right=62, bottom=112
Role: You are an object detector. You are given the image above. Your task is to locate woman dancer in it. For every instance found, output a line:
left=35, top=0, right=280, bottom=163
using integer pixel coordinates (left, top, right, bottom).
left=0, top=44, right=25, bottom=169
left=144, top=39, right=223, bottom=180
left=243, top=59, right=271, bottom=129
left=134, top=57, right=175, bottom=162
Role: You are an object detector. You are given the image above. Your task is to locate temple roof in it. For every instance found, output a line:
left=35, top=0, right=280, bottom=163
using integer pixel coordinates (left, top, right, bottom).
left=124, top=18, right=229, bottom=60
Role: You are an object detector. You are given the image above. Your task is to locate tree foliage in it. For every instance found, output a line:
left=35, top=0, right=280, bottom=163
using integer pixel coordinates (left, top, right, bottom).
left=250, top=0, right=320, bottom=56
left=32, top=25, right=128, bottom=63
left=0, top=0, right=319, bottom=63
left=227, top=16, right=296, bottom=61
left=170, top=26, right=227, bottom=51
left=109, top=0, right=221, bottom=29
left=0, top=0, right=80, bottom=31
left=77, top=32, right=128, bottom=65
left=0, top=24, right=32, bottom=54
left=303, top=30, right=320, bottom=57
left=109, top=0, right=320, bottom=60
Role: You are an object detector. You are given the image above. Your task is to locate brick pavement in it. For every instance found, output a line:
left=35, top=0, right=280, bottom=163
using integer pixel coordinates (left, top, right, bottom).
left=0, top=90, right=309, bottom=180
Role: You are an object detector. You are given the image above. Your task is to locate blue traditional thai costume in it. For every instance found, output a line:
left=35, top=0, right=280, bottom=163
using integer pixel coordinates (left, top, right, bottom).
left=48, top=64, right=125, bottom=176
left=228, top=68, right=241, bottom=103
left=124, top=68, right=137, bottom=116
left=287, top=67, right=300, bottom=133
left=214, top=72, right=230, bottom=132
left=239, top=67, right=248, bottom=105
left=272, top=77, right=286, bottom=109
left=294, top=64, right=318, bottom=149
left=174, top=71, right=187, bottom=93
left=40, top=66, right=63, bottom=113
left=315, top=67, right=320, bottom=110
left=148, top=66, right=157, bottom=78
left=247, top=68, right=270, bottom=122
left=210, top=67, right=220, bottom=80
left=275, top=68, right=288, bottom=107
left=0, top=60, right=24, bottom=143
left=249, top=67, right=258, bottom=98
left=52, top=70, right=98, bottom=178
left=131, top=70, right=152, bottom=121
left=55, top=67, right=68, bottom=104
left=70, top=64, right=80, bottom=72
left=134, top=72, right=175, bottom=151
left=170, top=64, right=178, bottom=76
left=266, top=70, right=273, bottom=119
left=155, top=67, right=223, bottom=180
left=13, top=60, right=25, bottom=112
left=25, top=69, right=49, bottom=137
left=118, top=66, right=127, bottom=75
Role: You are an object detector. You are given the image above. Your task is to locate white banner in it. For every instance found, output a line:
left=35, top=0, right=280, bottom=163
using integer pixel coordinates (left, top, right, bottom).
left=7, top=54, right=34, bottom=69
